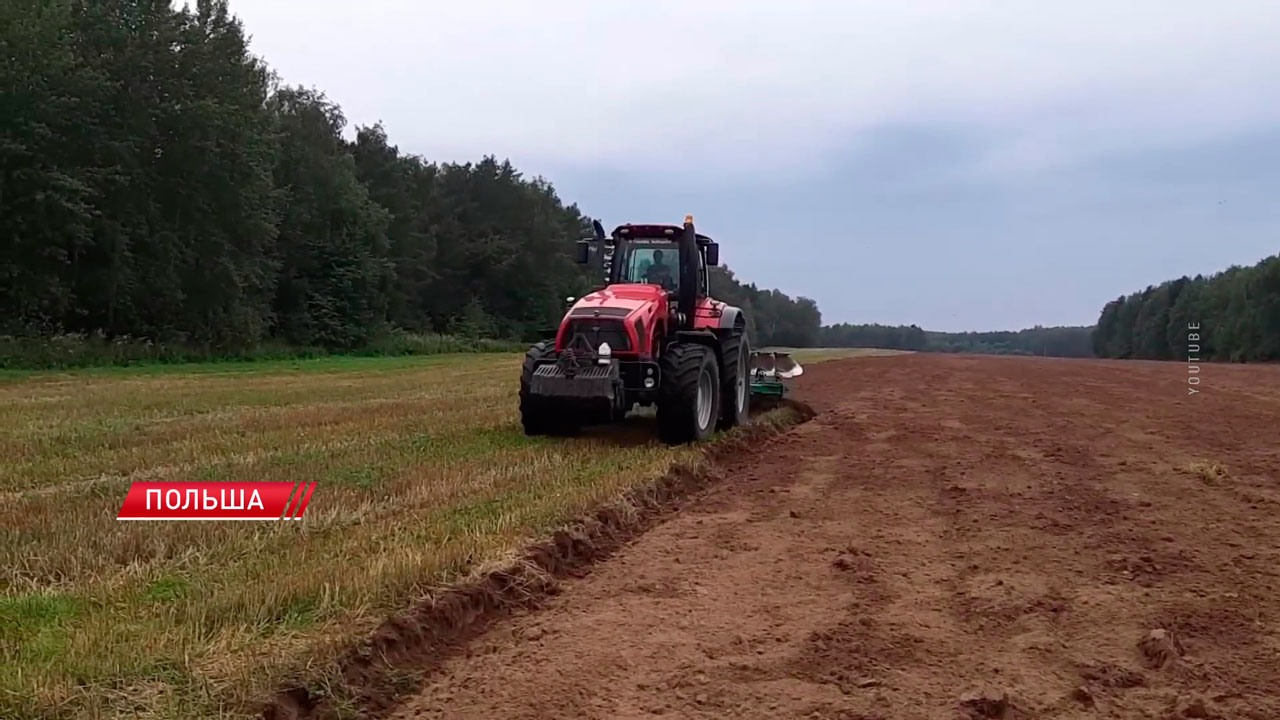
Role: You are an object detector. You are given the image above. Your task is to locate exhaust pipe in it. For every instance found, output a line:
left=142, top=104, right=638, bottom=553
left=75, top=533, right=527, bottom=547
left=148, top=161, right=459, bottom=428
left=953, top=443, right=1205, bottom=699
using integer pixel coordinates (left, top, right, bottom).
left=678, top=215, right=698, bottom=330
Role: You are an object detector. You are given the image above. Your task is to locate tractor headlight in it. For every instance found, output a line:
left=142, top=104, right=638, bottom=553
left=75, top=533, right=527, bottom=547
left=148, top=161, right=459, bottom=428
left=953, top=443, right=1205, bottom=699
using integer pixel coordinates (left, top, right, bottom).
left=597, top=342, right=611, bottom=365
left=644, top=377, right=655, bottom=388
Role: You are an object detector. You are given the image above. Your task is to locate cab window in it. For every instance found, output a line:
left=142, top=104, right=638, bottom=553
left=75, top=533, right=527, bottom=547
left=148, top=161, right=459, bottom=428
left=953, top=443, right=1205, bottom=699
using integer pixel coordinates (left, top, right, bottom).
left=622, top=242, right=679, bottom=290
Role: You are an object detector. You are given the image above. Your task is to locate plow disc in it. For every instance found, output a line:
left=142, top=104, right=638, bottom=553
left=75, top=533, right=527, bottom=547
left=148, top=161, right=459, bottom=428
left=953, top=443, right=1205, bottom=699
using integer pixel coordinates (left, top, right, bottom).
left=749, top=351, right=803, bottom=407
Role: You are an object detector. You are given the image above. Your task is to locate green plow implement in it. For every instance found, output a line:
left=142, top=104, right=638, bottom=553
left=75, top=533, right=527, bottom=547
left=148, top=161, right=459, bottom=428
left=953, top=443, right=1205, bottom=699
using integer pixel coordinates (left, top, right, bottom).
left=748, top=351, right=803, bottom=408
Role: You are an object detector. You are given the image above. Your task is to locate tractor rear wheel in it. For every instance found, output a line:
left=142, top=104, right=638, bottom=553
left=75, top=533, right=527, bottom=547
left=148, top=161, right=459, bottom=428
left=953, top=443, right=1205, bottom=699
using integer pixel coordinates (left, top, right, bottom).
left=717, top=325, right=750, bottom=431
left=657, top=343, right=721, bottom=444
left=520, top=342, right=578, bottom=436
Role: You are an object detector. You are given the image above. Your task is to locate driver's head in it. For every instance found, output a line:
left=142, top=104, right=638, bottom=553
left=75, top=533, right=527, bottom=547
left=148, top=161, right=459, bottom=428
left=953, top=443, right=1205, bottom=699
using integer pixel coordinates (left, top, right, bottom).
left=653, top=250, right=664, bottom=264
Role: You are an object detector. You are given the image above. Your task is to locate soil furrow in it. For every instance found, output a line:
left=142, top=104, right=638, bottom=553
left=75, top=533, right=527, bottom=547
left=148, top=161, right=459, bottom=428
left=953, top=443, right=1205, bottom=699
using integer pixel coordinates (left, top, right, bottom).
left=386, top=354, right=1280, bottom=720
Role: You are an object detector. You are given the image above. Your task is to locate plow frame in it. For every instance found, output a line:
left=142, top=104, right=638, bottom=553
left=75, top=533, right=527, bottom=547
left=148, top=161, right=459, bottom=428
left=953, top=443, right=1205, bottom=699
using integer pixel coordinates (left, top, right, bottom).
left=748, top=350, right=802, bottom=406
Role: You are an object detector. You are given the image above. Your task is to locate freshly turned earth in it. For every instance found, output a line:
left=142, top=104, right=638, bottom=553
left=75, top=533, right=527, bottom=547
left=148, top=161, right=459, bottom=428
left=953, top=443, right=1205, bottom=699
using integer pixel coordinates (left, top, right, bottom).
left=392, top=354, right=1280, bottom=719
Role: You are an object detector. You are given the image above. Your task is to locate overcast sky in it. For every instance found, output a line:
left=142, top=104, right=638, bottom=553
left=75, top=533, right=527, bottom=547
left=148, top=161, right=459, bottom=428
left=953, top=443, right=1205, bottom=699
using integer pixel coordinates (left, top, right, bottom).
left=230, top=0, right=1280, bottom=331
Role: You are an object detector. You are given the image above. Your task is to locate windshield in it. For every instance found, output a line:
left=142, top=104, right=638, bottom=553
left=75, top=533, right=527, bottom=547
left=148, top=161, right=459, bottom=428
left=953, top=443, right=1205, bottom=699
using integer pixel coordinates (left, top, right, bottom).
left=619, top=240, right=679, bottom=290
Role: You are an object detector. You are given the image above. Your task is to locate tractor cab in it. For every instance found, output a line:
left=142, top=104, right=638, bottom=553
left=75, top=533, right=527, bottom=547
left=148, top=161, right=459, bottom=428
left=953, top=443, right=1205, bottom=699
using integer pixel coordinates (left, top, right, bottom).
left=592, top=219, right=720, bottom=297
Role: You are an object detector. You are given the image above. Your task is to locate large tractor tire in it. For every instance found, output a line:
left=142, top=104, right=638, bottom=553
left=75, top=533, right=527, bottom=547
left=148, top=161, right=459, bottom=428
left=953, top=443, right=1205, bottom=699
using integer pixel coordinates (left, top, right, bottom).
left=717, top=325, right=750, bottom=431
left=519, top=342, right=577, bottom=436
left=657, top=343, right=721, bottom=445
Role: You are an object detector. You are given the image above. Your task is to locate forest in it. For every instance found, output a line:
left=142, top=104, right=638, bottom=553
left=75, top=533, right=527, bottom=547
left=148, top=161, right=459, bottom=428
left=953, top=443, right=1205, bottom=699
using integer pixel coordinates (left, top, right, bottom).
left=711, top=267, right=823, bottom=349
left=0, top=0, right=822, bottom=366
left=823, top=251, right=1280, bottom=363
left=1091, top=254, right=1280, bottom=362
left=819, top=323, right=1094, bottom=358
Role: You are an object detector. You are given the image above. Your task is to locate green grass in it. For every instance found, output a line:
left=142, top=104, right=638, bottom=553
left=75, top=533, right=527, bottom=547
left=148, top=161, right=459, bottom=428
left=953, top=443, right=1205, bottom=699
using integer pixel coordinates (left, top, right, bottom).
left=0, top=350, right=501, bottom=383
left=2, top=352, right=716, bottom=719
left=0, top=331, right=523, bottom=372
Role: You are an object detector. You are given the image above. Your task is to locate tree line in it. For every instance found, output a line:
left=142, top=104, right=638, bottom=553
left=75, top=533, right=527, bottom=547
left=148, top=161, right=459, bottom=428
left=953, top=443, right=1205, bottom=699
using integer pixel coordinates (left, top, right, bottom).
left=1092, top=254, right=1280, bottom=362
left=710, top=267, right=823, bottom=348
left=0, top=0, right=828, bottom=364
left=0, top=1, right=599, bottom=361
left=819, top=323, right=1094, bottom=357
left=3, top=0, right=608, bottom=353
left=821, top=323, right=928, bottom=351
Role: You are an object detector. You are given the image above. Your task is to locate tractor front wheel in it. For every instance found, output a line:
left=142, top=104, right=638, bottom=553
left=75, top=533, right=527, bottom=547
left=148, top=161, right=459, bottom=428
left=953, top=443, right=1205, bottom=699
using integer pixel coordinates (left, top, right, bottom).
left=657, top=343, right=721, bottom=444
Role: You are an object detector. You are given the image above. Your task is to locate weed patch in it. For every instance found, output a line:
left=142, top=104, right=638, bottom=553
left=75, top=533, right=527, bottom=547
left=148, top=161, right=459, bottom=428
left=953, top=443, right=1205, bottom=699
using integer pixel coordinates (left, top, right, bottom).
left=1185, top=460, right=1232, bottom=485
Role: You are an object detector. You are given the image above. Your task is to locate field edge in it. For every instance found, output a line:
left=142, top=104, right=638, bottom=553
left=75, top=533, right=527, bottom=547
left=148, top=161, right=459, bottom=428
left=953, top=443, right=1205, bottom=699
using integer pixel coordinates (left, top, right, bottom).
left=261, top=402, right=815, bottom=720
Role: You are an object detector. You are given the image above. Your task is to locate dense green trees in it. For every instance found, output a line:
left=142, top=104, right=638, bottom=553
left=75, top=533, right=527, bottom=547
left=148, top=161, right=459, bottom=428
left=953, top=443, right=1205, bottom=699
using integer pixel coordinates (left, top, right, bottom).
left=0, top=0, right=596, bottom=357
left=819, top=323, right=1093, bottom=357
left=926, top=326, right=1094, bottom=357
left=1092, top=254, right=1280, bottom=362
left=710, top=266, right=822, bottom=348
left=1, top=0, right=281, bottom=346
left=270, top=88, right=393, bottom=348
left=3, top=0, right=822, bottom=361
left=821, top=323, right=929, bottom=351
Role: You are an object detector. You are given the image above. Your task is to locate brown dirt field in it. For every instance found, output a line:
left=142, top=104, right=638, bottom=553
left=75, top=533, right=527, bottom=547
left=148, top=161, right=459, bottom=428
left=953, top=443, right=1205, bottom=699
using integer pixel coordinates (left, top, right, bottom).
left=390, top=354, right=1280, bottom=720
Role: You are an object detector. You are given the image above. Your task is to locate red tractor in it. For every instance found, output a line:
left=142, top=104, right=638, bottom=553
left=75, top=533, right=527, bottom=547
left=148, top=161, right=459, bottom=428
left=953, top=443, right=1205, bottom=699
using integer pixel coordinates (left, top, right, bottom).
left=520, top=215, right=751, bottom=443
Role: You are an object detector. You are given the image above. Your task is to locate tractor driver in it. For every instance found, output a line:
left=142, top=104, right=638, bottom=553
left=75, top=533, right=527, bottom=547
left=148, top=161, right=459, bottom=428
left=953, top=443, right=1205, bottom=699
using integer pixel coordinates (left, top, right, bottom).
left=644, top=249, right=676, bottom=290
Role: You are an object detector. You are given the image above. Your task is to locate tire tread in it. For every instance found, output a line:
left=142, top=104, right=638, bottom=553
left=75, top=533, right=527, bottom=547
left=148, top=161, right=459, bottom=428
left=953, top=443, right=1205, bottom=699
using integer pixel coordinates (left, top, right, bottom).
left=717, top=325, right=749, bottom=430
left=656, top=342, right=719, bottom=444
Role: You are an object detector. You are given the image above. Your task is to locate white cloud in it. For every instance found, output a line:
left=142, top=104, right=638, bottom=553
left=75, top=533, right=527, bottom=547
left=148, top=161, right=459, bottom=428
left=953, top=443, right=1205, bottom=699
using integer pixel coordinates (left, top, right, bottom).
left=230, top=0, right=1280, bottom=179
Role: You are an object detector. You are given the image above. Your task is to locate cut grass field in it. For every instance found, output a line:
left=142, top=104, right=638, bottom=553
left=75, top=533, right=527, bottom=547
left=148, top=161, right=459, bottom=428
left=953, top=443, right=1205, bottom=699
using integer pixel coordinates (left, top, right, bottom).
left=1, top=353, right=736, bottom=719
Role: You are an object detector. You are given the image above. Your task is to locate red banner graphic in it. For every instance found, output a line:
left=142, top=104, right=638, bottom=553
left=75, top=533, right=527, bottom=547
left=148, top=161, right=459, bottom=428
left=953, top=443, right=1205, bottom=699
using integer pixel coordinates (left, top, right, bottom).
left=116, top=481, right=316, bottom=520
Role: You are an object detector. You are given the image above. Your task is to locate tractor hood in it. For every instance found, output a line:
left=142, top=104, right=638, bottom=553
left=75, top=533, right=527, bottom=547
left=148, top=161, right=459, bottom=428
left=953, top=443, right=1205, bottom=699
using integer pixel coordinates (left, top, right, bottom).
left=570, top=284, right=667, bottom=316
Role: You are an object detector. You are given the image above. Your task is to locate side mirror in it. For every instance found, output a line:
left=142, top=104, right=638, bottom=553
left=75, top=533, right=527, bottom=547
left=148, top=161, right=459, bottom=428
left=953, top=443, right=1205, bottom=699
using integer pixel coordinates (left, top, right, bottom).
left=705, top=242, right=720, bottom=267
left=574, top=240, right=590, bottom=264
left=592, top=219, right=606, bottom=241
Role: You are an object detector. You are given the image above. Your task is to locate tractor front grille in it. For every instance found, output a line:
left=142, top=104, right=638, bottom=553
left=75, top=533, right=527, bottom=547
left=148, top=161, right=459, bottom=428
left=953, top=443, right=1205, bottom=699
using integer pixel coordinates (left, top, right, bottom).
left=530, top=362, right=618, bottom=399
left=533, top=364, right=614, bottom=381
left=564, top=318, right=631, bottom=351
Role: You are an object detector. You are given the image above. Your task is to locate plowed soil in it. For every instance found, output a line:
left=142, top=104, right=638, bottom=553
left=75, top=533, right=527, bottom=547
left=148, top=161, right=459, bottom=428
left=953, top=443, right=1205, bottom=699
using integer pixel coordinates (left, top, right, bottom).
left=392, top=354, right=1280, bottom=720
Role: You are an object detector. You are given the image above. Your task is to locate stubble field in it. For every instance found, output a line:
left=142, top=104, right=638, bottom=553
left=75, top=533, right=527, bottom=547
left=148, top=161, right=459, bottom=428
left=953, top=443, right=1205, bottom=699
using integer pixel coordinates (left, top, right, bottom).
left=1, top=353, right=712, bottom=719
